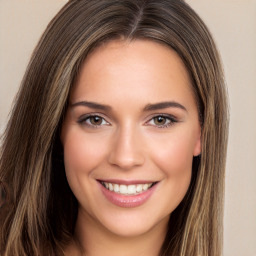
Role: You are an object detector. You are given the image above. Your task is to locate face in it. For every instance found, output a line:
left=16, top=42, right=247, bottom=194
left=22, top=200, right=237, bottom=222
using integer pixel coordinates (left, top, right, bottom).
left=61, top=40, right=201, bottom=238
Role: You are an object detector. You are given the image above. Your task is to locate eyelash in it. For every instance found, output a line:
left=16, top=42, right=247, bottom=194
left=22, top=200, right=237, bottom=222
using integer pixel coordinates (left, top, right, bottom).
left=146, top=114, right=178, bottom=128
left=77, top=114, right=178, bottom=128
left=77, top=114, right=110, bottom=128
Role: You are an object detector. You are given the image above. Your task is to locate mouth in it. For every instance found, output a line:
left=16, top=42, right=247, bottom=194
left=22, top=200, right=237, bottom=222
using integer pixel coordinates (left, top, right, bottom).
left=98, top=180, right=159, bottom=208
left=99, top=181, right=157, bottom=196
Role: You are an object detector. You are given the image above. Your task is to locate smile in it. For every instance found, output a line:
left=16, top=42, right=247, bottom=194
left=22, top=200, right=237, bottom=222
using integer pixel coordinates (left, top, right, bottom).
left=100, top=182, right=155, bottom=196
left=98, top=180, right=159, bottom=208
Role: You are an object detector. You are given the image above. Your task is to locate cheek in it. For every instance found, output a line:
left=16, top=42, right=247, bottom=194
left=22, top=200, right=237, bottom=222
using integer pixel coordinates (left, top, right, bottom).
left=62, top=129, right=112, bottom=211
left=149, top=132, right=195, bottom=177
left=62, top=130, right=109, bottom=181
left=149, top=134, right=195, bottom=212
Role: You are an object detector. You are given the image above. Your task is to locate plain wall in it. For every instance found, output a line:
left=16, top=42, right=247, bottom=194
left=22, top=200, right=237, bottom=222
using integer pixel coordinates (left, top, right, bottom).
left=0, top=1, right=256, bottom=255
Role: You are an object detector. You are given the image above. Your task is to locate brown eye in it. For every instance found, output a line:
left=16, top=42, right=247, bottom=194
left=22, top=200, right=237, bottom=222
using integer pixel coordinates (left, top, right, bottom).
left=153, top=116, right=167, bottom=125
left=78, top=115, right=109, bottom=127
left=89, top=116, right=103, bottom=125
left=147, top=115, right=177, bottom=128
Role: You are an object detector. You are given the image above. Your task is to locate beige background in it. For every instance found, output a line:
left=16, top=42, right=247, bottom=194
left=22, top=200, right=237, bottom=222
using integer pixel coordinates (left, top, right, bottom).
left=0, top=1, right=256, bottom=255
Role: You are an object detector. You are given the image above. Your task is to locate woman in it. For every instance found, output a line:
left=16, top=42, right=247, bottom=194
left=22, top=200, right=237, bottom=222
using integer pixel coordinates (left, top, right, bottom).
left=0, top=0, right=229, bottom=255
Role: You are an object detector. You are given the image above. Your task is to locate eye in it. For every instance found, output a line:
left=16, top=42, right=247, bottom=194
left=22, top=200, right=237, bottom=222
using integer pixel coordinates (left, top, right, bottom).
left=147, top=115, right=177, bottom=128
left=78, top=114, right=110, bottom=127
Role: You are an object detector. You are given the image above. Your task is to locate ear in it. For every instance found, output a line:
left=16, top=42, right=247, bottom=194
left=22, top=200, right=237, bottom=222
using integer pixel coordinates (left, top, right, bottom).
left=193, top=129, right=201, bottom=157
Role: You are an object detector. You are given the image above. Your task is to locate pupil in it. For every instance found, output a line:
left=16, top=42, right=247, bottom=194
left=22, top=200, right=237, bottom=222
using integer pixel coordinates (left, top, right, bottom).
left=155, top=116, right=166, bottom=125
left=91, top=116, right=102, bottom=125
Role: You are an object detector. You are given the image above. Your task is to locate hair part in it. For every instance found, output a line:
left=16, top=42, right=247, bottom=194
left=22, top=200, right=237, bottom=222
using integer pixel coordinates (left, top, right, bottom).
left=0, top=1, right=229, bottom=255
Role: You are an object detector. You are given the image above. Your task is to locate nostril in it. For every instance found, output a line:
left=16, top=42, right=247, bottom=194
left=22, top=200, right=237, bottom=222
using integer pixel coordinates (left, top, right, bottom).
left=108, top=152, right=145, bottom=169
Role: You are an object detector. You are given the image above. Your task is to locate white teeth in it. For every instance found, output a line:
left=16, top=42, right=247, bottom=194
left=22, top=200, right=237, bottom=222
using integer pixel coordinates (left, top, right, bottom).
left=143, top=184, right=149, bottom=191
left=102, top=182, right=154, bottom=195
left=109, top=183, right=114, bottom=191
left=114, top=184, right=119, bottom=192
left=136, top=184, right=143, bottom=193
left=127, top=185, right=136, bottom=195
left=120, top=185, right=127, bottom=194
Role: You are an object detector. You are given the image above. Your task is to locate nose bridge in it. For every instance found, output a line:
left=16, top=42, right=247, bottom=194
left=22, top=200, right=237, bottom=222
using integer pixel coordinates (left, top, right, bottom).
left=108, top=123, right=144, bottom=169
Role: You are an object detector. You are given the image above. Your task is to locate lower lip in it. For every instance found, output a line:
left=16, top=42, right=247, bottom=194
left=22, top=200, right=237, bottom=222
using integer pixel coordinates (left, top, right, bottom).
left=99, top=182, right=158, bottom=208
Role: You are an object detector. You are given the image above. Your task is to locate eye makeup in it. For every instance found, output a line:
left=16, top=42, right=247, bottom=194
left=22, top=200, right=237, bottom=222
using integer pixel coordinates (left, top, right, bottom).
left=76, top=112, right=179, bottom=130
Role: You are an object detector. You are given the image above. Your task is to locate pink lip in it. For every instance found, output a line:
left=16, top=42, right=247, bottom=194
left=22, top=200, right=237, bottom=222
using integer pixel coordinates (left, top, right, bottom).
left=98, top=181, right=158, bottom=208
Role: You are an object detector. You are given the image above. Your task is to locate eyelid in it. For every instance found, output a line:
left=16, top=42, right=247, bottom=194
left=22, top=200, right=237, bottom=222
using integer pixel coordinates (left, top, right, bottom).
left=77, top=112, right=178, bottom=128
left=77, top=113, right=111, bottom=127
left=145, top=114, right=178, bottom=128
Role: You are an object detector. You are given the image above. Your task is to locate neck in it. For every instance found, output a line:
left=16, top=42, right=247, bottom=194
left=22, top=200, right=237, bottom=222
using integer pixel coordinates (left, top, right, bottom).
left=66, top=209, right=169, bottom=256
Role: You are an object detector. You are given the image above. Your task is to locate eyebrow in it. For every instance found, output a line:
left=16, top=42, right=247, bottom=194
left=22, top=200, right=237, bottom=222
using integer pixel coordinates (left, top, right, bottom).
left=143, top=101, right=187, bottom=112
left=70, top=100, right=187, bottom=112
left=70, top=101, right=112, bottom=111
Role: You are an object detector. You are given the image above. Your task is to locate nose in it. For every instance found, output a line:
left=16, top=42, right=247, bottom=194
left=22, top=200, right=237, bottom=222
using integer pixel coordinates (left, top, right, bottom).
left=108, top=126, right=145, bottom=170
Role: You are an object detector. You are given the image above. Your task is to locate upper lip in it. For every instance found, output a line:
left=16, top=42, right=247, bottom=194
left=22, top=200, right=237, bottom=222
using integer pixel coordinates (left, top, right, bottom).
left=97, top=179, right=158, bottom=185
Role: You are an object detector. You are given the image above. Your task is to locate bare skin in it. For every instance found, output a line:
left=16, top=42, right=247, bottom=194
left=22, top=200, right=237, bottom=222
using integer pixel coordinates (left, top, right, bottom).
left=65, top=211, right=168, bottom=256
left=62, top=39, right=201, bottom=256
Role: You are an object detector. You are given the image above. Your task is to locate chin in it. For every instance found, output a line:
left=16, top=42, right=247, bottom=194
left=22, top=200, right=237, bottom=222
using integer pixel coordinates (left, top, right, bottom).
left=95, top=208, right=170, bottom=238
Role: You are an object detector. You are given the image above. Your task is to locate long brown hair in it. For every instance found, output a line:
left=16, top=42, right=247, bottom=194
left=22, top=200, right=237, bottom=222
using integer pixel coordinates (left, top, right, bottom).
left=0, top=1, right=229, bottom=255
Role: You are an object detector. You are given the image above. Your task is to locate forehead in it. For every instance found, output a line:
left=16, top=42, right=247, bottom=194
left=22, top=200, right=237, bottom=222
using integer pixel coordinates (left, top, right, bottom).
left=70, top=39, right=195, bottom=109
